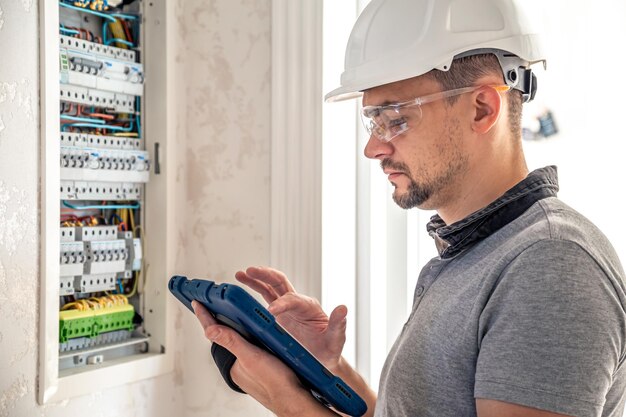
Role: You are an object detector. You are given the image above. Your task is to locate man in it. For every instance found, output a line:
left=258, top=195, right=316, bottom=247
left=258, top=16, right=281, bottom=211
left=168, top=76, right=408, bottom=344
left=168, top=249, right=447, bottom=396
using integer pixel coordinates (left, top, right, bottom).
left=193, top=0, right=626, bottom=416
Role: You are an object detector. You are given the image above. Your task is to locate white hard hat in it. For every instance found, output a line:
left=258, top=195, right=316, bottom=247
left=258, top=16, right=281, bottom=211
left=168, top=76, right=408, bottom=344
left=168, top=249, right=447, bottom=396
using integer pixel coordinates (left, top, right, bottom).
left=325, top=0, right=547, bottom=103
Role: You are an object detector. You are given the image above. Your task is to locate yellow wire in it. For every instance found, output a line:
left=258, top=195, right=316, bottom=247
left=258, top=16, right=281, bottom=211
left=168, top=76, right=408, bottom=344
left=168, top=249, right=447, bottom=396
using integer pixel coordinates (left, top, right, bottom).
left=112, top=133, right=139, bottom=137
left=129, top=208, right=135, bottom=232
left=126, top=269, right=140, bottom=298
left=61, top=295, right=128, bottom=312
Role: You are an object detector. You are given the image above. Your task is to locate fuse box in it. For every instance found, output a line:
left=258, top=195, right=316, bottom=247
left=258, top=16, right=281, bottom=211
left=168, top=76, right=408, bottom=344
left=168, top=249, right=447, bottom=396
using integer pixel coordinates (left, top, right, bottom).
left=56, top=0, right=148, bottom=374
left=39, top=0, right=175, bottom=403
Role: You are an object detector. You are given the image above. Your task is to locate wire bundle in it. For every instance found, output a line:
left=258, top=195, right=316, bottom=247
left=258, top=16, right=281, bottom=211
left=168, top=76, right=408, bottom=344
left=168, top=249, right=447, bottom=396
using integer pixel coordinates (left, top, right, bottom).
left=61, top=294, right=128, bottom=311
left=60, top=104, right=138, bottom=137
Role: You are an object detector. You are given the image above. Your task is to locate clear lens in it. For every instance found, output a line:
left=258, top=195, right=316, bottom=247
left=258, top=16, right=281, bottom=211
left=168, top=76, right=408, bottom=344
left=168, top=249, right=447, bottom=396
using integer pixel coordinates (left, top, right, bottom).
left=361, top=105, right=422, bottom=142
left=361, top=85, right=509, bottom=143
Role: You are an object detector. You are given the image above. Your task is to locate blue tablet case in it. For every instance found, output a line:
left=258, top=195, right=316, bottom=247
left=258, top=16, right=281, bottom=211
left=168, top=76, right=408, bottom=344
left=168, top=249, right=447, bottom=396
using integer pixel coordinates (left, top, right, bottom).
left=168, top=275, right=367, bottom=417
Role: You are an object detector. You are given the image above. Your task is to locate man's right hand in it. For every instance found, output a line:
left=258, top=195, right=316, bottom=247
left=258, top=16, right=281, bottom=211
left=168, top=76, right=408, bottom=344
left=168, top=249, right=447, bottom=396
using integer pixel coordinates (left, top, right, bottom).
left=235, top=266, right=347, bottom=372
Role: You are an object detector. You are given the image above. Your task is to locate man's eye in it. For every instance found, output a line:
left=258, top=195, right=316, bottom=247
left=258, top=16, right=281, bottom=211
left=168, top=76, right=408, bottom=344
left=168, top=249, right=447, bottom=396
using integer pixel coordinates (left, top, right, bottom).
left=365, top=108, right=380, bottom=118
left=387, top=117, right=408, bottom=134
left=388, top=117, right=407, bottom=128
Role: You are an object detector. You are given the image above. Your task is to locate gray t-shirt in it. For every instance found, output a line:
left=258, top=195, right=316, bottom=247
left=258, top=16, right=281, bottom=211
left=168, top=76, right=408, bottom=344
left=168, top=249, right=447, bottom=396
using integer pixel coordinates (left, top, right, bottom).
left=375, top=171, right=626, bottom=417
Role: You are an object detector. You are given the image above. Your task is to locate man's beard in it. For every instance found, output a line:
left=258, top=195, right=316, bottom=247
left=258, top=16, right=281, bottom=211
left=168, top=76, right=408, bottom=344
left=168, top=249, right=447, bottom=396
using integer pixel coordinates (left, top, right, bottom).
left=381, top=158, right=433, bottom=209
left=382, top=117, right=468, bottom=210
left=393, top=177, right=432, bottom=209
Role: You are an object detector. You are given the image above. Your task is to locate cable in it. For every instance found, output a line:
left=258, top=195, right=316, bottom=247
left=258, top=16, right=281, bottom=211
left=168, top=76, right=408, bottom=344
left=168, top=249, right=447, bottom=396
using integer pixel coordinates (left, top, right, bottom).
left=60, top=115, right=106, bottom=124
left=121, top=20, right=133, bottom=44
left=136, top=96, right=141, bottom=139
left=125, top=269, right=140, bottom=297
left=82, top=112, right=115, bottom=120
left=59, top=2, right=117, bottom=23
left=110, top=213, right=123, bottom=224
left=60, top=26, right=80, bottom=35
left=102, top=21, right=109, bottom=45
left=110, top=13, right=138, bottom=20
left=61, top=120, right=134, bottom=132
left=105, top=38, right=134, bottom=47
left=112, top=132, right=139, bottom=137
left=63, top=201, right=140, bottom=210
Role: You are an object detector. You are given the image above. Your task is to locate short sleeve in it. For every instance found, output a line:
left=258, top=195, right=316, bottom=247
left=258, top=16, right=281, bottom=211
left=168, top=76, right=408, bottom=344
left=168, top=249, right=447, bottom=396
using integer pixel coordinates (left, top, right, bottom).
left=475, top=239, right=626, bottom=417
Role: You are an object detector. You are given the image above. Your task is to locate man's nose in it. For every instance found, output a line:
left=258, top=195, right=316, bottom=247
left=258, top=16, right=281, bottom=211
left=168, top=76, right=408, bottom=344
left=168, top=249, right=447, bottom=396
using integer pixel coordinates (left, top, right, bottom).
left=364, top=133, right=393, bottom=160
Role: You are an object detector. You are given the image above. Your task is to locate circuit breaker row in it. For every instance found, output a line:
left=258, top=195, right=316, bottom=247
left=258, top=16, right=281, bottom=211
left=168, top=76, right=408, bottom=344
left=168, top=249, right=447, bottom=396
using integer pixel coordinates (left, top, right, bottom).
left=61, top=180, right=142, bottom=200
left=61, top=146, right=149, bottom=183
left=60, top=83, right=136, bottom=113
left=61, top=132, right=142, bottom=151
left=60, top=35, right=143, bottom=96
left=59, top=228, right=142, bottom=296
left=60, top=35, right=137, bottom=62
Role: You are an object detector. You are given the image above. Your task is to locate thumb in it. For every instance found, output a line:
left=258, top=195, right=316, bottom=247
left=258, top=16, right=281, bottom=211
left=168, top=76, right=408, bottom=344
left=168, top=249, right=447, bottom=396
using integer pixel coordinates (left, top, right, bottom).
left=205, top=324, right=252, bottom=358
left=327, top=305, right=348, bottom=341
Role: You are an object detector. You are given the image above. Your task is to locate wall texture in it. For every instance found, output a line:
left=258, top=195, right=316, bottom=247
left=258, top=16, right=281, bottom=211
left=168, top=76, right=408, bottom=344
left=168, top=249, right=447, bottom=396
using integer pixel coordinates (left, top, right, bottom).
left=0, top=0, right=271, bottom=416
left=176, top=0, right=272, bottom=416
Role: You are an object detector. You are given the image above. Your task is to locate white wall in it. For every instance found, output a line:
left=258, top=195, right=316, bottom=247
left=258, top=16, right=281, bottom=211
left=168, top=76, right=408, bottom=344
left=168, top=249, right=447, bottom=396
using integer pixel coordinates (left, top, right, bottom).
left=523, top=0, right=626, bottom=264
left=176, top=0, right=272, bottom=416
left=0, top=0, right=271, bottom=416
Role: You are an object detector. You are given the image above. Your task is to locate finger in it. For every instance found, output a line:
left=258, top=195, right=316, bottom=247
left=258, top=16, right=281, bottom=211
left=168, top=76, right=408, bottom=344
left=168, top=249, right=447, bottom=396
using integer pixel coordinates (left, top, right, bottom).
left=193, top=300, right=264, bottom=358
left=327, top=305, right=348, bottom=336
left=192, top=300, right=218, bottom=328
left=235, top=270, right=280, bottom=304
left=205, top=321, right=263, bottom=360
left=193, top=300, right=229, bottom=343
left=268, top=292, right=319, bottom=317
left=247, top=266, right=296, bottom=295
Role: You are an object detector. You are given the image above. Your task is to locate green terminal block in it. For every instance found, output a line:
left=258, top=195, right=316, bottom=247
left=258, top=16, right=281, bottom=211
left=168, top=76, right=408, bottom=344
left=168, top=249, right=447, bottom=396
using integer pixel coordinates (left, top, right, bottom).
left=59, top=303, right=135, bottom=343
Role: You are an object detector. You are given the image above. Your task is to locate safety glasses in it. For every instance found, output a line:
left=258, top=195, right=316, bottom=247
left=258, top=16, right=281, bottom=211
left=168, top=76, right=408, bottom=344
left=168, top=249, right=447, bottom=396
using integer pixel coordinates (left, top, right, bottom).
left=361, top=85, right=511, bottom=142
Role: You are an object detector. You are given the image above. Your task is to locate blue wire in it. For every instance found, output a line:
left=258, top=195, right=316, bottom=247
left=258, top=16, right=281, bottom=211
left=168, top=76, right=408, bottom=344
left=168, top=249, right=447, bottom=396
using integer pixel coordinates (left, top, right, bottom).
left=102, top=21, right=108, bottom=45
left=136, top=96, right=141, bottom=139
left=60, top=115, right=106, bottom=124
left=59, top=2, right=117, bottom=23
left=61, top=120, right=134, bottom=132
left=63, top=201, right=141, bottom=210
left=110, top=213, right=124, bottom=224
left=110, top=13, right=139, bottom=20
left=60, top=27, right=80, bottom=35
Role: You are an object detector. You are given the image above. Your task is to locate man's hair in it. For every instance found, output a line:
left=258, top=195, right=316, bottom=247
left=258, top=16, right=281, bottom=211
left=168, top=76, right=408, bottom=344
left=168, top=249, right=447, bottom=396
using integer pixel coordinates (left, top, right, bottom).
left=425, top=54, right=523, bottom=139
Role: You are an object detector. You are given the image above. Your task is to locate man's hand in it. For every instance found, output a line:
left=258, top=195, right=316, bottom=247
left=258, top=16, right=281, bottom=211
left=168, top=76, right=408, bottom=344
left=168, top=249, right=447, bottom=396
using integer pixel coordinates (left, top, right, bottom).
left=192, top=300, right=338, bottom=417
left=235, top=266, right=347, bottom=371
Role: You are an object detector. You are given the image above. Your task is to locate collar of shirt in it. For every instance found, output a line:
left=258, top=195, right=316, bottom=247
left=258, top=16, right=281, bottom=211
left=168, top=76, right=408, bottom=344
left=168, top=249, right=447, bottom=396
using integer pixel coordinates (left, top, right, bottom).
left=426, top=165, right=560, bottom=258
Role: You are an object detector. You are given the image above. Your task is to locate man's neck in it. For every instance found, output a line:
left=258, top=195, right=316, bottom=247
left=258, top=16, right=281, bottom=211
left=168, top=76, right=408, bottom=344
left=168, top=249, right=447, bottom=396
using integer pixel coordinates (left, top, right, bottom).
left=437, top=158, right=529, bottom=225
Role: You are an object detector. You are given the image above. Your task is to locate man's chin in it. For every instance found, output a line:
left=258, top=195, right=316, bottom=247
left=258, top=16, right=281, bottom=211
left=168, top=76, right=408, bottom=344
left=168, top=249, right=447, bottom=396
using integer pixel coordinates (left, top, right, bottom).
left=392, top=190, right=413, bottom=210
left=392, top=187, right=430, bottom=210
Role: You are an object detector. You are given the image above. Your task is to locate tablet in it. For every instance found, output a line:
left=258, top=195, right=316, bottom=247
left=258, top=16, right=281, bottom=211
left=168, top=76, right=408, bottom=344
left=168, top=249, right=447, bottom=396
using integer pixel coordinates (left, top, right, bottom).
left=168, top=275, right=367, bottom=417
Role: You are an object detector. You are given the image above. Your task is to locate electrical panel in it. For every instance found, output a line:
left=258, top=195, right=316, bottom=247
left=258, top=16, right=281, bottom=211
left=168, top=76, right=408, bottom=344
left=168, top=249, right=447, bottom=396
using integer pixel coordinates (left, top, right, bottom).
left=57, top=0, right=149, bottom=373
left=39, top=0, right=173, bottom=403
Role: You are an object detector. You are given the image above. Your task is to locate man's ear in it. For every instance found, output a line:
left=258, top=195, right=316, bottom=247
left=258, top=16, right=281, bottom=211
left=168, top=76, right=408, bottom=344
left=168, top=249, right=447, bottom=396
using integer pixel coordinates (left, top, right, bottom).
left=471, top=86, right=503, bottom=134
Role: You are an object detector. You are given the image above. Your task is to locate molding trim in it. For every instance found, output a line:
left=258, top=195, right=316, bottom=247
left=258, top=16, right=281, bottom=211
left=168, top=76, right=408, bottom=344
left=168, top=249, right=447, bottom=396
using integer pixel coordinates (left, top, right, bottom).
left=271, top=0, right=323, bottom=299
left=39, top=0, right=61, bottom=403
